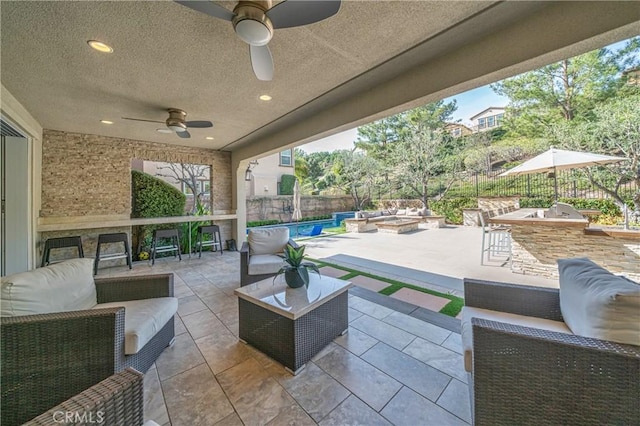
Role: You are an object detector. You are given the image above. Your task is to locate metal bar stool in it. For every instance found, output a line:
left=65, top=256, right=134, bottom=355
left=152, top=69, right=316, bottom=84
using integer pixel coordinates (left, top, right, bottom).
left=196, top=225, right=223, bottom=257
left=41, top=236, right=84, bottom=267
left=150, top=229, right=182, bottom=265
left=94, top=232, right=132, bottom=275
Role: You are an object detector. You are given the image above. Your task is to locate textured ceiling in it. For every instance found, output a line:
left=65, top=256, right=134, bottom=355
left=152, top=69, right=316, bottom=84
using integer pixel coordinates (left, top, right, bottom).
left=2, top=1, right=638, bottom=156
left=1, top=0, right=498, bottom=150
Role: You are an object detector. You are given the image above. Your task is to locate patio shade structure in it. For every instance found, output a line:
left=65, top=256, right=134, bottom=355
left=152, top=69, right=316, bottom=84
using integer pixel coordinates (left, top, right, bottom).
left=498, top=147, right=627, bottom=202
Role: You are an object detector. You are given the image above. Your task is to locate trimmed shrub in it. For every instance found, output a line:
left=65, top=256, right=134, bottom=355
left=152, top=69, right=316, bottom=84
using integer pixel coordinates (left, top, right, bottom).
left=279, top=174, right=296, bottom=195
left=431, top=197, right=477, bottom=224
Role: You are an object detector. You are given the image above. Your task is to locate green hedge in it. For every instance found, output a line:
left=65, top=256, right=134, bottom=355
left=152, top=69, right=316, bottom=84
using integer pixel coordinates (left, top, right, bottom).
left=430, top=197, right=478, bottom=224
left=132, top=170, right=186, bottom=218
left=519, top=197, right=625, bottom=216
left=247, top=219, right=280, bottom=227
left=280, top=174, right=296, bottom=195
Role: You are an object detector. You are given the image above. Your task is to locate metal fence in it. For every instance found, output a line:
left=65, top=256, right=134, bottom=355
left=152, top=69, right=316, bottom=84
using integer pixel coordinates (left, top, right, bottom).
left=435, top=168, right=637, bottom=200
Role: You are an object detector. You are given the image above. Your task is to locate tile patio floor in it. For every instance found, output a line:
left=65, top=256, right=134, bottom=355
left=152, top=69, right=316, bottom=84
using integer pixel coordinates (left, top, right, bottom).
left=101, top=251, right=471, bottom=426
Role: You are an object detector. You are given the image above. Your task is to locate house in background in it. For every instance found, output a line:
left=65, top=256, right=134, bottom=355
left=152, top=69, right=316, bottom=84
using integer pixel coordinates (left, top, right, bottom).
left=470, top=107, right=506, bottom=132
left=623, top=67, right=640, bottom=86
left=445, top=123, right=473, bottom=138
left=245, top=149, right=295, bottom=196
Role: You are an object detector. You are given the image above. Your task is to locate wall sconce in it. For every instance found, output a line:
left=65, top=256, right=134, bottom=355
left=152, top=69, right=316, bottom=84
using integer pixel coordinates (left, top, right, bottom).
left=244, top=160, right=259, bottom=181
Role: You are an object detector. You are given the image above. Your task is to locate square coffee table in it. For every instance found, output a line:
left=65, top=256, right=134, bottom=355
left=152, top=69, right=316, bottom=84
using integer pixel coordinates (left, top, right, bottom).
left=234, top=274, right=352, bottom=374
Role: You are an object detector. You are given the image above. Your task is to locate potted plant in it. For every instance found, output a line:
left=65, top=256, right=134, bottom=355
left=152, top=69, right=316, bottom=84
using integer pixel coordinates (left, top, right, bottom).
left=275, top=245, right=320, bottom=288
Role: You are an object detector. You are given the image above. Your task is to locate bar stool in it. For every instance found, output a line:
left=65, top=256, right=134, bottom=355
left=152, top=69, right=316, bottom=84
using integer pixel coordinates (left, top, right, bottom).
left=150, top=229, right=182, bottom=265
left=196, top=225, right=223, bottom=257
left=94, top=232, right=132, bottom=275
left=41, top=236, right=84, bottom=267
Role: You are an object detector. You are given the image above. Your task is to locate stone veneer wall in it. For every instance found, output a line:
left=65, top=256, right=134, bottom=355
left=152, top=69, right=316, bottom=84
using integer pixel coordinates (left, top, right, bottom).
left=40, top=130, right=232, bottom=262
left=477, top=197, right=520, bottom=212
left=247, top=195, right=353, bottom=223
left=511, top=224, right=640, bottom=281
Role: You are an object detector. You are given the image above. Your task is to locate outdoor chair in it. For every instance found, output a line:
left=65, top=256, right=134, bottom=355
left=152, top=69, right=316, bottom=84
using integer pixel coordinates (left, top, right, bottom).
left=196, top=224, right=223, bottom=257
left=240, top=227, right=298, bottom=286
left=150, top=228, right=181, bottom=265
left=94, top=232, right=133, bottom=275
left=478, top=211, right=511, bottom=266
left=41, top=236, right=84, bottom=267
left=462, top=258, right=640, bottom=425
left=23, top=368, right=144, bottom=426
left=1, top=259, right=177, bottom=425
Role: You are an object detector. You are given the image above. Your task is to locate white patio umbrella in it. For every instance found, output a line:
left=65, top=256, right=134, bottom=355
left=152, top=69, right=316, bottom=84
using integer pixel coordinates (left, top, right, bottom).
left=292, top=179, right=302, bottom=223
left=499, top=147, right=627, bottom=202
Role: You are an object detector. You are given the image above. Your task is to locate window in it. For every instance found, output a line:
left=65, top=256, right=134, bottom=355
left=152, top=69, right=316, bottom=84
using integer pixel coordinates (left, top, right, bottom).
left=201, top=180, right=210, bottom=194
left=487, top=116, right=495, bottom=127
left=451, top=128, right=461, bottom=137
left=496, top=113, right=504, bottom=125
left=182, top=180, right=209, bottom=195
left=279, top=149, right=292, bottom=166
left=478, top=118, right=486, bottom=129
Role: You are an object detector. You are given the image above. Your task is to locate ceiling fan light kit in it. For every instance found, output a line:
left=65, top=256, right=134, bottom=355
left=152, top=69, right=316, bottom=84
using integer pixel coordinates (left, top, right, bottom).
left=175, top=0, right=342, bottom=81
left=124, top=108, right=213, bottom=139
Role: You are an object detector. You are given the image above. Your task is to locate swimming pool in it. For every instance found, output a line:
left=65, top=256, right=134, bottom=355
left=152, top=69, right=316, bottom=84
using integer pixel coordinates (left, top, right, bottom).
left=247, top=211, right=355, bottom=238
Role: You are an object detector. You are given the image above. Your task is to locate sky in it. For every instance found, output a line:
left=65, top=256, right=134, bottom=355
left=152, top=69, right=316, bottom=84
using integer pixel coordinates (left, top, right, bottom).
left=298, top=38, right=634, bottom=154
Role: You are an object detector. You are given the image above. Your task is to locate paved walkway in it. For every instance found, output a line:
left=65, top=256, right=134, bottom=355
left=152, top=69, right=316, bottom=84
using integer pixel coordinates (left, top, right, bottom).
left=304, top=226, right=558, bottom=297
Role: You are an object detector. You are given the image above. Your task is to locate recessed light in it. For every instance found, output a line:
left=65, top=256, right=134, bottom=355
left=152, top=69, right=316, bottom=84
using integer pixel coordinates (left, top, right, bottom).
left=87, top=40, right=113, bottom=53
left=259, top=94, right=272, bottom=101
left=205, top=136, right=215, bottom=140
left=100, top=120, right=114, bottom=125
left=156, top=128, right=173, bottom=134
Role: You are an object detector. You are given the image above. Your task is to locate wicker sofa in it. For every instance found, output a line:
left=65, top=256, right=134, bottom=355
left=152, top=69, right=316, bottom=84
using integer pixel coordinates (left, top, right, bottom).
left=345, top=208, right=445, bottom=232
left=462, top=264, right=640, bottom=425
left=1, top=259, right=177, bottom=425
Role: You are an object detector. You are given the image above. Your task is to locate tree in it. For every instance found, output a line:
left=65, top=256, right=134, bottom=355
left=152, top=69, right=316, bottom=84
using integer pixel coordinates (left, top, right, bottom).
left=492, top=38, right=639, bottom=137
left=155, top=162, right=209, bottom=213
left=549, top=92, right=640, bottom=210
left=333, top=150, right=380, bottom=210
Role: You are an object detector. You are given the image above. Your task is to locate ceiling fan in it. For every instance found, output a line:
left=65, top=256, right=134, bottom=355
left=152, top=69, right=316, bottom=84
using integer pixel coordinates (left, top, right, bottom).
left=175, top=0, right=342, bottom=81
left=123, top=108, right=213, bottom=139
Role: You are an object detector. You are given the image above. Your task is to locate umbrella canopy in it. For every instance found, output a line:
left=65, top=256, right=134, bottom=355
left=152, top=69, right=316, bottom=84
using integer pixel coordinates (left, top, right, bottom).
left=499, top=147, right=627, bottom=202
left=291, top=179, right=302, bottom=222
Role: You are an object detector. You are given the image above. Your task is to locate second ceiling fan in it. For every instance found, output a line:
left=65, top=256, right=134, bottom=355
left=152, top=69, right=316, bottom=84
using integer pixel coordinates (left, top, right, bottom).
left=176, top=0, right=342, bottom=81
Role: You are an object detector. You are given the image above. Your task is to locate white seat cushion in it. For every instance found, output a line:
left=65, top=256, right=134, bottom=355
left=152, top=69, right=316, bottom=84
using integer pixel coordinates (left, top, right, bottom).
left=1, top=258, right=96, bottom=317
left=248, top=254, right=286, bottom=276
left=248, top=227, right=290, bottom=255
left=93, top=297, right=178, bottom=355
left=558, top=257, right=640, bottom=346
left=461, top=306, right=572, bottom=372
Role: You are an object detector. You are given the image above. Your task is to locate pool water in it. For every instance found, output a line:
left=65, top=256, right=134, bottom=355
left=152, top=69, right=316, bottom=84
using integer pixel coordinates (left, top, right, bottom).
left=248, top=211, right=355, bottom=238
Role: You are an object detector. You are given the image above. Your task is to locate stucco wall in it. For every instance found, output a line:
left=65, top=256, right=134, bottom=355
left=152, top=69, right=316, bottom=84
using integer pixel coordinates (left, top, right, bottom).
left=39, top=130, right=233, bottom=262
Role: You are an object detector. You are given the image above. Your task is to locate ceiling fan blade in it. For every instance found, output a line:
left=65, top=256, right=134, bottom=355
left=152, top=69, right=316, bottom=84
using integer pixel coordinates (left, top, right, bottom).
left=250, top=45, right=273, bottom=81
left=185, top=120, right=213, bottom=128
left=176, top=129, right=191, bottom=139
left=266, top=0, right=341, bottom=29
left=122, top=117, right=164, bottom=124
left=174, top=1, right=235, bottom=21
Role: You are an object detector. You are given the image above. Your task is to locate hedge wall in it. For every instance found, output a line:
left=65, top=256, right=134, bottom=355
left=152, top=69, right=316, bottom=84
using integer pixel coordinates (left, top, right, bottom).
left=131, top=170, right=186, bottom=218
left=280, top=174, right=296, bottom=195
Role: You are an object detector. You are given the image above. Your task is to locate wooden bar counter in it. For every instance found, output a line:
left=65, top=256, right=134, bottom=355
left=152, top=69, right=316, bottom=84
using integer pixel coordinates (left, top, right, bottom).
left=489, top=209, right=640, bottom=281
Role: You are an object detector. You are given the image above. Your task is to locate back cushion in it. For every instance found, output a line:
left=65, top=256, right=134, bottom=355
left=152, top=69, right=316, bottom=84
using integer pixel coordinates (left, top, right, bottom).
left=558, top=257, right=640, bottom=346
left=248, top=227, right=290, bottom=255
left=1, top=258, right=97, bottom=317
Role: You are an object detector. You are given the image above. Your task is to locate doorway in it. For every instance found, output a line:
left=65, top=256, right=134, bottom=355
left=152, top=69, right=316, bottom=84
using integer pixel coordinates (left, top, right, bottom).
left=1, top=119, right=29, bottom=276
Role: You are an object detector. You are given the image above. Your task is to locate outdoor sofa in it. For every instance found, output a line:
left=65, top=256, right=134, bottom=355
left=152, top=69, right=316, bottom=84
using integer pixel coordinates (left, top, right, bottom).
left=1, top=258, right=177, bottom=425
left=240, top=227, right=298, bottom=286
left=346, top=207, right=445, bottom=232
left=461, top=258, right=640, bottom=425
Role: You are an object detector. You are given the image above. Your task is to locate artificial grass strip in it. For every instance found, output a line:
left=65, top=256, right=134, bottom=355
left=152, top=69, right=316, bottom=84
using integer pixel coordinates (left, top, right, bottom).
left=308, top=257, right=464, bottom=317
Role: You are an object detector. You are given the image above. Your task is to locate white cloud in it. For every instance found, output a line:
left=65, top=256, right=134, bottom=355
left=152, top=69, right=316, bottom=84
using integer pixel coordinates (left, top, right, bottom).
left=299, top=128, right=358, bottom=153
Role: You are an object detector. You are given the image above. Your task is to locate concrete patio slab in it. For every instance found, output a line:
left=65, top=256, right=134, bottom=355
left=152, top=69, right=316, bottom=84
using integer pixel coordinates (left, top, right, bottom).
left=318, top=266, right=350, bottom=278
left=349, top=275, right=391, bottom=292
left=390, top=287, right=451, bottom=312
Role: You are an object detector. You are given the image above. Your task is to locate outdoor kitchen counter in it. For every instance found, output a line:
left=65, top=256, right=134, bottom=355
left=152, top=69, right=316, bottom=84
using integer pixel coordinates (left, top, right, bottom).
left=489, top=209, right=640, bottom=281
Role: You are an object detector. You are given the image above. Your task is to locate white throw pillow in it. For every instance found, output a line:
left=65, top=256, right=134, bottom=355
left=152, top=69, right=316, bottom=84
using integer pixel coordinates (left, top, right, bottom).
left=557, top=257, right=640, bottom=346
left=396, top=209, right=406, bottom=216
left=1, top=258, right=97, bottom=317
left=248, top=227, right=290, bottom=255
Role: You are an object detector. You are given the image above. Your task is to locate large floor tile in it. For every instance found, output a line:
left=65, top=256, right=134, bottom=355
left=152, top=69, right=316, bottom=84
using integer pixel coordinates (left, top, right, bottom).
left=217, top=358, right=298, bottom=426
left=201, top=293, right=238, bottom=314
left=437, top=378, right=472, bottom=424
left=176, top=295, right=208, bottom=316
left=266, top=402, right=316, bottom=426
left=382, top=311, right=451, bottom=345
left=143, top=367, right=169, bottom=425
left=162, top=363, right=234, bottom=426
left=350, top=315, right=415, bottom=350
left=361, top=342, right=451, bottom=402
left=319, top=395, right=392, bottom=426
left=348, top=307, right=363, bottom=323
left=155, top=333, right=205, bottom=381
left=441, top=332, right=463, bottom=354
left=349, top=275, right=392, bottom=292
left=314, top=346, right=401, bottom=411
left=174, top=314, right=187, bottom=336
left=381, top=386, right=468, bottom=426
left=214, top=412, right=244, bottom=426
left=195, top=328, right=253, bottom=374
left=349, top=296, right=395, bottom=319
left=334, top=326, right=379, bottom=356
left=402, top=337, right=467, bottom=383
left=181, top=308, right=227, bottom=339
left=389, top=287, right=450, bottom=311
left=275, top=362, right=350, bottom=422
